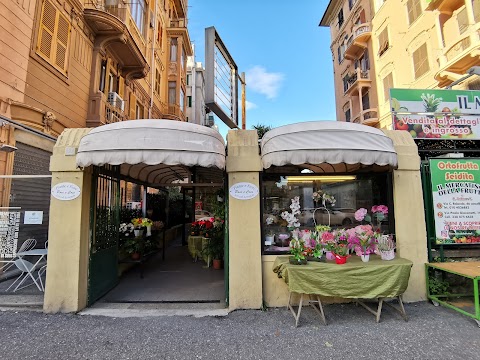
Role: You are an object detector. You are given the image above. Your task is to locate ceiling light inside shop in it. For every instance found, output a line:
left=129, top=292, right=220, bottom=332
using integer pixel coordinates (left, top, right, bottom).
left=286, top=175, right=356, bottom=183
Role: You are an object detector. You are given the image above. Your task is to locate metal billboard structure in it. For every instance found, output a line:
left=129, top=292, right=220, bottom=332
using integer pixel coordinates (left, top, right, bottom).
left=205, top=27, right=239, bottom=129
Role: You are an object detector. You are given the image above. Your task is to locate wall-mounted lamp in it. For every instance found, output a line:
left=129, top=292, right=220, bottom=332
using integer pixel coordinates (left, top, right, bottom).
left=0, top=144, right=18, bottom=153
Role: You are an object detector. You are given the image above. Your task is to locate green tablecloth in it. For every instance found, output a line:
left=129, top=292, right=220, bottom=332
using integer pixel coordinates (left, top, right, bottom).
left=273, top=255, right=413, bottom=299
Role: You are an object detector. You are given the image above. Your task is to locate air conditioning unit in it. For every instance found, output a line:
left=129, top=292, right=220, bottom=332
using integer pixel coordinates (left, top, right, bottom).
left=107, top=92, right=124, bottom=111
left=206, top=115, right=214, bottom=127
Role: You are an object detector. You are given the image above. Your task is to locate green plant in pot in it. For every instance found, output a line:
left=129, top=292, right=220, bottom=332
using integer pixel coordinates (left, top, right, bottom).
left=203, top=238, right=224, bottom=269
left=123, top=238, right=143, bottom=260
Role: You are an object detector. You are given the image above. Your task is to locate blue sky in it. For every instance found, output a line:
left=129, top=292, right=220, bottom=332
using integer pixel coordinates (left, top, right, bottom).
left=188, top=0, right=335, bottom=139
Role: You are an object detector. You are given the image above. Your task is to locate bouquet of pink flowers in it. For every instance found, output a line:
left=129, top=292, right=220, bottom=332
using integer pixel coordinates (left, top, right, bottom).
left=347, top=225, right=379, bottom=255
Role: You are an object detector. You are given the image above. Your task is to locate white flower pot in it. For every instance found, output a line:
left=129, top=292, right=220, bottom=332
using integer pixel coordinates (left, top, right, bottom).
left=146, top=225, right=152, bottom=237
left=361, top=254, right=370, bottom=262
left=134, top=229, right=144, bottom=237
left=380, top=249, right=395, bottom=261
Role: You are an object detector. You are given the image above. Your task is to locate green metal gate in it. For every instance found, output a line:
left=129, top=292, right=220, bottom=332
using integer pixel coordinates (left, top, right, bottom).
left=420, top=160, right=436, bottom=262
left=87, top=166, right=121, bottom=305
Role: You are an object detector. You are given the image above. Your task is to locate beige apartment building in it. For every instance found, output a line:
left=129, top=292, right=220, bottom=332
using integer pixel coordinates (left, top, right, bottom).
left=321, top=0, right=480, bottom=129
left=0, top=0, right=192, bottom=207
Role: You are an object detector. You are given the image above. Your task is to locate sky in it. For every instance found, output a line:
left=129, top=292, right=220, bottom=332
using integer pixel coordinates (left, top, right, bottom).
left=187, top=0, right=335, bottom=139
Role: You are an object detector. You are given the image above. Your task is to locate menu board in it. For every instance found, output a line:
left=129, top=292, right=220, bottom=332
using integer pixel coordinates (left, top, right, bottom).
left=430, top=158, right=480, bottom=244
left=0, top=211, right=20, bottom=258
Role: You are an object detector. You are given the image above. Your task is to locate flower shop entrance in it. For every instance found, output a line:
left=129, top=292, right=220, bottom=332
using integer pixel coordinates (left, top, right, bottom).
left=76, top=120, right=227, bottom=309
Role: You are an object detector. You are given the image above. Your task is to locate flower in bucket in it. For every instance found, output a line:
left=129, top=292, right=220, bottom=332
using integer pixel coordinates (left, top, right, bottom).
left=320, top=230, right=336, bottom=252
left=347, top=225, right=379, bottom=256
left=131, top=217, right=153, bottom=229
left=119, top=222, right=134, bottom=237
left=355, top=205, right=388, bottom=233
left=281, top=196, right=301, bottom=229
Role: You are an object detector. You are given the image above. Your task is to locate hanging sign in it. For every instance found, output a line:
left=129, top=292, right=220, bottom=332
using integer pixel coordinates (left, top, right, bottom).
left=51, top=182, right=81, bottom=201
left=229, top=182, right=259, bottom=200
left=390, top=89, right=480, bottom=139
left=430, top=158, right=480, bottom=244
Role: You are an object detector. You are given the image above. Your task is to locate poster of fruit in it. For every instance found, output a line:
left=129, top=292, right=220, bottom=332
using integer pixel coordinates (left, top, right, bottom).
left=429, top=158, right=480, bottom=245
left=390, top=88, right=480, bottom=139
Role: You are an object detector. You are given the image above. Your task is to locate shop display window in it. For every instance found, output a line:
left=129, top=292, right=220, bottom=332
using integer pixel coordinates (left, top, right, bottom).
left=261, top=173, right=394, bottom=254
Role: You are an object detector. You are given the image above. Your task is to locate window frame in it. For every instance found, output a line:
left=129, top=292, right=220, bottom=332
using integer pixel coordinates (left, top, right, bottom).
left=35, top=0, right=71, bottom=77
left=260, top=172, right=395, bottom=255
left=383, top=73, right=394, bottom=102
left=407, top=0, right=422, bottom=25
left=412, top=43, right=430, bottom=80
left=378, top=27, right=389, bottom=57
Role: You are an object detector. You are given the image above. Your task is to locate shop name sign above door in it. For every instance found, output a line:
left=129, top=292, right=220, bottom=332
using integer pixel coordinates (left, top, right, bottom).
left=51, top=182, right=81, bottom=201
left=390, top=89, right=480, bottom=140
left=229, top=182, right=259, bottom=200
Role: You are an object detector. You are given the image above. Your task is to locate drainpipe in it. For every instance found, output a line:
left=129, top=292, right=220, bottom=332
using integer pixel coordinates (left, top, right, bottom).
left=190, top=45, right=196, bottom=124
left=148, top=0, right=158, bottom=118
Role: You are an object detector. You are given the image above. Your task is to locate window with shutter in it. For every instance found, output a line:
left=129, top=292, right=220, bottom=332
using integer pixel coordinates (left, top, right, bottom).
left=378, top=27, right=389, bottom=56
left=407, top=0, right=422, bottom=25
left=474, top=0, right=480, bottom=23
left=457, top=7, right=469, bottom=34
left=413, top=43, right=430, bottom=79
left=36, top=0, right=70, bottom=74
left=154, top=69, right=161, bottom=95
left=129, top=92, right=137, bottom=119
left=383, top=73, right=393, bottom=102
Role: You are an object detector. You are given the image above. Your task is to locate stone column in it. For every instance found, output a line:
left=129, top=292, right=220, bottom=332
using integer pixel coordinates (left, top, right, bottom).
left=383, top=130, right=428, bottom=302
left=43, top=128, right=92, bottom=313
left=226, top=130, right=263, bottom=310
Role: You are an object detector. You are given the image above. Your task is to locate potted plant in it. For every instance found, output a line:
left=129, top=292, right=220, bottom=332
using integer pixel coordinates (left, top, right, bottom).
left=347, top=225, right=378, bottom=262
left=203, top=238, right=224, bottom=269
left=123, top=237, right=143, bottom=260
left=289, top=237, right=307, bottom=265
left=376, top=234, right=396, bottom=260
left=331, top=242, right=349, bottom=264
left=265, top=215, right=276, bottom=245
left=131, top=217, right=153, bottom=237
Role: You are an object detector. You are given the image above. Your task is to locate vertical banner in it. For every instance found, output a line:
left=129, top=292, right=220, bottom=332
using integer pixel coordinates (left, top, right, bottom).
left=430, top=158, right=480, bottom=244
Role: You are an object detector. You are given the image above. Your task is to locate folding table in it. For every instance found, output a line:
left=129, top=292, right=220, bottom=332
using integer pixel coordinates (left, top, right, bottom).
left=273, top=255, right=412, bottom=327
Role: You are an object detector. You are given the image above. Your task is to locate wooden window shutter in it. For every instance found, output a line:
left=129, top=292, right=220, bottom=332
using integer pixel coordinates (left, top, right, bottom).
left=457, top=7, right=469, bottom=34
left=383, top=73, right=393, bottom=101
left=118, top=76, right=125, bottom=99
left=413, top=43, right=429, bottom=79
left=55, top=12, right=70, bottom=72
left=129, top=92, right=137, bottom=119
left=37, top=0, right=56, bottom=61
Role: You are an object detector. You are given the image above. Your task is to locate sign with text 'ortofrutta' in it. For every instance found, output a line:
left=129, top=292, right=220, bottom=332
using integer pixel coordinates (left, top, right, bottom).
left=430, top=158, right=480, bottom=245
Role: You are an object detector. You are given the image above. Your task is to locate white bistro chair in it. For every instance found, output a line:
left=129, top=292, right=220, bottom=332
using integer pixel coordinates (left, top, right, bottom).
left=6, top=259, right=41, bottom=292
left=0, top=238, right=37, bottom=272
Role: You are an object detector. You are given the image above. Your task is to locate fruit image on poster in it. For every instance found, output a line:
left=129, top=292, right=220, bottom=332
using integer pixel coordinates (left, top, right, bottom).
left=390, top=89, right=480, bottom=140
left=430, top=159, right=480, bottom=244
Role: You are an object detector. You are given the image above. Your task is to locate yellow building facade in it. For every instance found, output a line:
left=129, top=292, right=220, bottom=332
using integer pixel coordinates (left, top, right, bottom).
left=0, top=0, right=192, bottom=207
left=321, top=0, right=480, bottom=129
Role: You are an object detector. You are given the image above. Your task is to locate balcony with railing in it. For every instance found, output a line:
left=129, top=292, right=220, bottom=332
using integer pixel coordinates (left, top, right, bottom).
left=352, top=108, right=379, bottom=127
left=344, top=23, right=371, bottom=60
left=84, top=0, right=149, bottom=80
left=87, top=93, right=126, bottom=127
left=164, top=104, right=186, bottom=121
left=172, top=0, right=187, bottom=18
left=344, top=68, right=372, bottom=96
left=434, top=5, right=480, bottom=87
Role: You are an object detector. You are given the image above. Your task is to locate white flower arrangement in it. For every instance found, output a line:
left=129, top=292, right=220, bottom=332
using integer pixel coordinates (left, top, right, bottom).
left=119, top=223, right=135, bottom=236
left=281, top=196, right=301, bottom=228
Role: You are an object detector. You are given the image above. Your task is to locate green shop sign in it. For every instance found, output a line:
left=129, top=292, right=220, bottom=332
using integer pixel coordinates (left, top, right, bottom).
left=390, top=88, right=480, bottom=140
left=429, top=158, right=480, bottom=245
